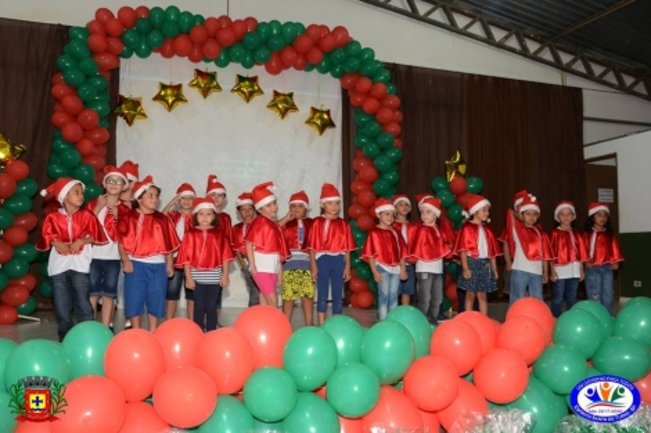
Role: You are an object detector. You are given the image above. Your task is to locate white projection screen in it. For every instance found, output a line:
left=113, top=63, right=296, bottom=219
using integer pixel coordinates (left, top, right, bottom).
left=116, top=56, right=343, bottom=307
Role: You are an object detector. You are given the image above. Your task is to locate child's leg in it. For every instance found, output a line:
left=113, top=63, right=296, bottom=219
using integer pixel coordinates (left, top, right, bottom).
left=416, top=272, right=433, bottom=319
left=124, top=262, right=147, bottom=329
left=399, top=264, right=415, bottom=305
left=565, top=278, right=580, bottom=312
left=204, top=284, right=221, bottom=331
left=387, top=272, right=400, bottom=315
left=600, top=265, right=615, bottom=314
left=100, top=260, right=121, bottom=327
left=253, top=272, right=278, bottom=307
left=430, top=273, right=444, bottom=322
left=89, top=260, right=102, bottom=315
left=281, top=270, right=296, bottom=320
left=50, top=271, right=76, bottom=340
left=69, top=270, right=94, bottom=323
left=193, top=283, right=207, bottom=330
left=330, top=255, right=345, bottom=316
left=465, top=291, right=477, bottom=313
left=477, top=292, right=488, bottom=315
left=165, top=269, right=184, bottom=320
left=551, top=278, right=565, bottom=318
left=377, top=267, right=391, bottom=321
left=509, top=270, right=528, bottom=304
left=145, top=263, right=167, bottom=332
left=528, top=272, right=544, bottom=300
left=315, top=256, right=330, bottom=324
left=185, top=289, right=194, bottom=319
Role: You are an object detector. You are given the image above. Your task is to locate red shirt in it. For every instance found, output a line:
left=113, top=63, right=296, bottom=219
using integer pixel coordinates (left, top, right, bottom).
left=167, top=210, right=194, bottom=240
left=306, top=216, right=356, bottom=253
left=244, top=215, right=290, bottom=259
left=362, top=226, right=408, bottom=267
left=550, top=228, right=588, bottom=265
left=282, top=218, right=313, bottom=252
left=217, top=212, right=233, bottom=246
left=232, top=219, right=254, bottom=255
left=392, top=220, right=419, bottom=247
left=36, top=208, right=108, bottom=252
left=500, top=215, right=553, bottom=261
left=86, top=198, right=130, bottom=242
left=584, top=229, right=624, bottom=265
left=410, top=224, right=452, bottom=262
left=453, top=222, right=501, bottom=259
left=118, top=210, right=181, bottom=258
left=176, top=226, right=234, bottom=270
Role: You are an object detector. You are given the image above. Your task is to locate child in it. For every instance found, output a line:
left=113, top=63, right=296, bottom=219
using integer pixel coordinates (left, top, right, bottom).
left=453, top=194, right=501, bottom=315
left=245, top=182, right=290, bottom=307
left=37, top=178, right=108, bottom=340
left=176, top=197, right=234, bottom=331
left=392, top=194, right=418, bottom=305
left=549, top=201, right=588, bottom=317
left=118, top=160, right=139, bottom=206
left=118, top=175, right=180, bottom=331
left=280, top=191, right=315, bottom=325
left=206, top=174, right=233, bottom=244
left=307, top=183, right=356, bottom=325
left=410, top=197, right=452, bottom=324
left=501, top=190, right=530, bottom=296
left=362, top=198, right=408, bottom=320
left=501, top=194, right=553, bottom=304
left=583, top=202, right=623, bottom=314
left=162, top=183, right=196, bottom=320
left=87, top=166, right=130, bottom=329
left=232, top=192, right=260, bottom=306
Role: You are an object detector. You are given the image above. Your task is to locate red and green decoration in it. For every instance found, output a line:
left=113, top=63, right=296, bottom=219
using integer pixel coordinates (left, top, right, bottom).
left=47, top=5, right=405, bottom=308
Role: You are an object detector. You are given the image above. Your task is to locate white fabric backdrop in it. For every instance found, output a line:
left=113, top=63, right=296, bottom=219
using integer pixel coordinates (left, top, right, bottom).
left=116, top=56, right=342, bottom=307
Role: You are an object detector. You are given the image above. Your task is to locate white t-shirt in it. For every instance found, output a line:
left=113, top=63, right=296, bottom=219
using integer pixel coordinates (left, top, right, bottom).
left=254, top=251, right=280, bottom=273
left=48, top=244, right=94, bottom=276
left=554, top=262, right=582, bottom=279
left=92, top=206, right=120, bottom=260
left=478, top=225, right=489, bottom=259
left=416, top=259, right=443, bottom=274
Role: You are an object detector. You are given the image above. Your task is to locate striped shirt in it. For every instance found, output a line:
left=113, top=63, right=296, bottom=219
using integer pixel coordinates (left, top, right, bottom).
left=190, top=267, right=223, bottom=285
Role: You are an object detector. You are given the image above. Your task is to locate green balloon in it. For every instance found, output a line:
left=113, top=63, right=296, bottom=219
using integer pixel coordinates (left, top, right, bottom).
left=243, top=32, right=261, bottom=50
left=362, top=121, right=382, bottom=137
left=149, top=7, right=165, bottom=26
left=0, top=209, right=13, bottom=230
left=385, top=147, right=403, bottom=163
left=198, top=395, right=254, bottom=433
left=0, top=271, right=8, bottom=292
left=533, top=345, right=587, bottom=395
left=373, top=179, right=392, bottom=198
left=146, top=29, right=164, bottom=48
left=361, top=321, right=415, bottom=384
left=134, top=41, right=152, bottom=58
left=284, top=392, right=339, bottom=433
left=253, top=46, right=271, bottom=63
left=256, top=22, right=271, bottom=41
left=345, top=41, right=362, bottom=57
left=161, top=20, right=180, bottom=38
left=62, top=68, right=86, bottom=87
left=441, top=297, right=451, bottom=313
left=79, top=58, right=98, bottom=76
left=122, top=29, right=142, bottom=48
left=17, top=296, right=37, bottom=315
left=59, top=148, right=82, bottom=168
left=344, top=56, right=361, bottom=73
left=354, top=134, right=372, bottom=149
left=385, top=306, right=432, bottom=358
left=360, top=60, right=381, bottom=76
left=165, top=5, right=181, bottom=22
left=329, top=49, right=346, bottom=65
left=84, top=182, right=103, bottom=201
left=316, top=58, right=331, bottom=74
left=446, top=262, right=459, bottom=275
left=4, top=339, right=71, bottom=390
left=229, top=44, right=246, bottom=62
left=267, top=35, right=285, bottom=51
left=243, top=367, right=298, bottom=422
left=386, top=83, right=398, bottom=95
left=215, top=49, right=230, bottom=68
left=282, top=22, right=299, bottom=45
left=613, top=299, right=651, bottom=348
left=431, top=176, right=448, bottom=193
left=178, top=11, right=195, bottom=33
left=0, top=391, right=17, bottom=432
left=321, top=315, right=365, bottom=366
left=506, top=377, right=568, bottom=433
left=553, top=309, right=604, bottom=359
left=73, top=164, right=96, bottom=184
left=354, top=110, right=374, bottom=126
left=56, top=54, right=77, bottom=71
left=374, top=155, right=392, bottom=173
left=255, top=418, right=284, bottom=432
left=0, top=339, right=17, bottom=391
left=16, top=179, right=38, bottom=198
left=380, top=170, right=400, bottom=186
left=241, top=52, right=255, bottom=69
left=194, top=14, right=205, bottom=25
left=120, top=46, right=134, bottom=59
left=359, top=47, right=375, bottom=62
left=3, top=194, right=32, bottom=215
left=466, top=176, right=484, bottom=194
left=69, top=26, right=89, bottom=41
left=622, top=296, right=651, bottom=310
left=269, top=20, right=282, bottom=36
left=363, top=143, right=381, bottom=159
left=283, top=327, right=338, bottom=391
left=3, top=257, right=29, bottom=279
left=87, top=75, right=108, bottom=91
left=330, top=64, right=345, bottom=78
left=76, top=83, right=97, bottom=102
left=13, top=243, right=37, bottom=263
left=592, top=336, right=651, bottom=381
left=64, top=40, right=91, bottom=60
left=51, top=137, right=72, bottom=153
left=135, top=17, right=153, bottom=35
left=436, top=190, right=456, bottom=208
left=448, top=204, right=463, bottom=223
left=62, top=321, right=113, bottom=379
left=376, top=132, right=395, bottom=149
left=38, top=280, right=53, bottom=298
left=326, top=362, right=379, bottom=418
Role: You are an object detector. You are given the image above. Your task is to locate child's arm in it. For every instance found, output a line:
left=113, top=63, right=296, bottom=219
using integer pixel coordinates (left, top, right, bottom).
left=246, top=242, right=256, bottom=275
left=369, top=257, right=382, bottom=283
left=309, top=250, right=318, bottom=281
left=490, top=257, right=498, bottom=279
left=277, top=211, right=293, bottom=227
left=161, top=195, right=180, bottom=215
left=183, top=264, right=195, bottom=289
left=221, top=262, right=230, bottom=287
left=118, top=244, right=133, bottom=273
left=70, top=236, right=94, bottom=253
left=542, top=260, right=549, bottom=283
left=399, top=258, right=407, bottom=280
left=502, top=243, right=512, bottom=271
left=92, top=194, right=107, bottom=216
left=51, top=240, right=72, bottom=255
left=343, top=252, right=351, bottom=282
left=165, top=253, right=174, bottom=277
left=460, top=251, right=472, bottom=279
left=550, top=263, right=558, bottom=282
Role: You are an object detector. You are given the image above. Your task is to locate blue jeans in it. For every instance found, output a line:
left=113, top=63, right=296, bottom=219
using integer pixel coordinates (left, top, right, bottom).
left=166, top=269, right=184, bottom=300
left=416, top=272, right=443, bottom=323
left=551, top=277, right=579, bottom=318
left=585, top=264, right=614, bottom=314
left=509, top=269, right=543, bottom=304
left=316, top=255, right=345, bottom=314
left=398, top=263, right=415, bottom=296
left=89, top=259, right=121, bottom=298
left=50, top=270, right=94, bottom=340
left=377, top=266, right=400, bottom=320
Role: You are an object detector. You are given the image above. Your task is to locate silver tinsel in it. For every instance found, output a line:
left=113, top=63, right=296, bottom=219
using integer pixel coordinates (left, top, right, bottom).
left=554, top=404, right=651, bottom=433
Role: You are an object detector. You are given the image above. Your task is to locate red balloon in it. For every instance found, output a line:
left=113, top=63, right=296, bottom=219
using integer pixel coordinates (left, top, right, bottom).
left=280, top=46, right=298, bottom=67
left=375, top=107, right=394, bottom=125
left=217, top=15, right=232, bottom=29
left=357, top=189, right=376, bottom=208
left=51, top=83, right=75, bottom=100
left=197, top=327, right=254, bottom=394
left=51, top=112, right=72, bottom=129
left=449, top=177, right=468, bottom=195
left=340, top=73, right=359, bottom=90
left=119, top=401, right=169, bottom=433
left=106, top=37, right=125, bottom=56
left=305, top=24, right=322, bottom=42
left=152, top=366, right=216, bottom=428
left=61, top=95, right=84, bottom=115
left=159, top=39, right=175, bottom=58
left=455, top=311, right=497, bottom=355
left=634, top=370, right=651, bottom=404
left=353, top=155, right=372, bottom=171
left=359, top=166, right=379, bottom=183
left=75, top=138, right=96, bottom=157
left=0, top=174, right=17, bottom=198
left=216, top=28, right=236, bottom=47
left=173, top=35, right=192, bottom=57
left=61, top=122, right=84, bottom=143
left=403, top=355, right=459, bottom=411
left=293, top=54, right=307, bottom=70
left=231, top=20, right=246, bottom=39
left=95, top=7, right=115, bottom=24
left=350, top=179, right=372, bottom=195
left=0, top=304, right=17, bottom=324
left=356, top=214, right=375, bottom=231
left=105, top=18, right=124, bottom=37
left=354, top=290, right=374, bottom=309
left=349, top=276, right=369, bottom=293
left=85, top=127, right=110, bottom=145
left=135, top=6, right=150, bottom=18
left=94, top=52, right=120, bottom=71
left=370, top=83, right=388, bottom=100
left=87, top=19, right=107, bottom=36
left=0, top=241, right=13, bottom=264
left=394, top=110, right=404, bottom=124
left=189, top=25, right=208, bottom=44
left=497, top=315, right=546, bottom=365
left=117, top=6, right=138, bottom=28
left=204, top=17, right=219, bottom=36
left=13, top=421, right=52, bottom=433
left=362, top=387, right=423, bottom=432
left=339, top=415, right=362, bottom=433
left=318, top=34, right=337, bottom=53
left=444, top=280, right=458, bottom=306
left=419, top=409, right=440, bottom=433
left=394, top=138, right=403, bottom=149
left=12, top=273, right=37, bottom=292
left=430, top=320, right=482, bottom=375
left=244, top=16, right=258, bottom=32
left=348, top=91, right=366, bottom=108
left=0, top=286, right=29, bottom=307
left=233, top=305, right=292, bottom=369
left=4, top=226, right=28, bottom=247
left=5, top=160, right=30, bottom=181
left=77, top=109, right=100, bottom=130
left=383, top=122, right=402, bottom=137
left=506, top=297, right=555, bottom=345
left=347, top=204, right=367, bottom=220
left=50, top=376, right=126, bottom=433
left=51, top=72, right=65, bottom=85
left=355, top=77, right=373, bottom=94
left=332, top=26, right=350, bottom=47
left=87, top=34, right=109, bottom=53
left=306, top=47, right=323, bottom=64
left=294, top=34, right=313, bottom=54
left=456, top=192, right=471, bottom=207
left=188, top=44, right=203, bottom=63
left=436, top=380, right=488, bottom=433
left=104, top=329, right=166, bottom=402
left=362, top=98, right=381, bottom=115
left=473, top=348, right=529, bottom=404
left=201, top=39, right=221, bottom=59
left=83, top=155, right=106, bottom=171
left=153, top=318, right=204, bottom=370
left=264, top=59, right=283, bottom=75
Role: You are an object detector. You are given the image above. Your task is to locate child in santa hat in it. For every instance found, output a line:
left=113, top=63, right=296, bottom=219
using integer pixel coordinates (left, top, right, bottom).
left=583, top=203, right=623, bottom=314
left=206, top=174, right=233, bottom=244
left=232, top=192, right=260, bottom=307
left=392, top=194, right=418, bottom=306
left=245, top=182, right=290, bottom=307
left=162, top=182, right=197, bottom=320
left=117, top=160, right=139, bottom=207
left=306, top=183, right=356, bottom=325
left=176, top=197, right=234, bottom=331
left=118, top=175, right=181, bottom=331
left=37, top=178, right=108, bottom=340
left=279, top=191, right=315, bottom=325
left=500, top=189, right=530, bottom=295
left=453, top=194, right=501, bottom=315
left=549, top=201, right=588, bottom=317
left=362, top=198, right=408, bottom=320
left=87, top=166, right=131, bottom=329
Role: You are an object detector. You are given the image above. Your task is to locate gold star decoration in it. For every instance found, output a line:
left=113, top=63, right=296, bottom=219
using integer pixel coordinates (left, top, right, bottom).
left=230, top=75, right=264, bottom=103
left=189, top=69, right=222, bottom=99
left=267, top=90, right=299, bottom=119
left=305, top=107, right=336, bottom=136
left=113, top=95, right=148, bottom=126
left=0, top=133, right=26, bottom=168
left=445, top=150, right=467, bottom=182
left=152, top=82, right=188, bottom=112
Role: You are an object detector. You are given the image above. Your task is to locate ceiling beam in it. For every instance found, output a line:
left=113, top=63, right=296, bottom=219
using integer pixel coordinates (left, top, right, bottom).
left=548, top=0, right=637, bottom=41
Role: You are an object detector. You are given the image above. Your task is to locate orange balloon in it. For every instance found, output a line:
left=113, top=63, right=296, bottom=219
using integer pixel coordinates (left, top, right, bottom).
left=497, top=315, right=546, bottom=365
left=403, top=355, right=459, bottom=411
left=339, top=415, right=362, bottom=433
left=455, top=311, right=497, bottom=355
left=634, top=370, right=651, bottom=404
left=473, top=348, right=529, bottom=404
left=50, top=376, right=126, bottom=433
left=314, top=385, right=327, bottom=399
left=233, top=305, right=292, bottom=369
left=14, top=422, right=52, bottom=433
left=196, top=327, right=254, bottom=394
left=153, top=366, right=217, bottom=428
left=362, top=387, right=423, bottom=432
left=506, top=297, right=555, bottom=345
left=419, top=409, right=441, bottom=433
left=153, top=317, right=203, bottom=370
left=118, top=401, right=169, bottom=433
left=0, top=304, right=17, bottom=324
left=430, top=320, right=482, bottom=375
left=104, top=329, right=166, bottom=402
left=435, top=379, right=488, bottom=433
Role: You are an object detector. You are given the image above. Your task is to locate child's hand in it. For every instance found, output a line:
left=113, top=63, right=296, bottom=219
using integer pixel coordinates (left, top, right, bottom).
left=343, top=266, right=351, bottom=282
left=505, top=261, right=512, bottom=272
left=122, top=259, right=134, bottom=273
left=373, top=272, right=383, bottom=284
left=166, top=264, right=174, bottom=278
left=185, top=277, right=195, bottom=289
left=249, top=263, right=257, bottom=276
left=492, top=268, right=499, bottom=280
left=585, top=262, right=592, bottom=269
left=611, top=262, right=619, bottom=270
left=400, top=269, right=408, bottom=281
left=543, top=273, right=549, bottom=284
left=54, top=242, right=71, bottom=255
left=550, top=271, right=558, bottom=282
left=221, top=272, right=229, bottom=287
left=579, top=269, right=585, bottom=282
left=96, top=194, right=108, bottom=207
left=310, top=264, right=318, bottom=281
left=69, top=239, right=86, bottom=253
left=463, top=268, right=472, bottom=279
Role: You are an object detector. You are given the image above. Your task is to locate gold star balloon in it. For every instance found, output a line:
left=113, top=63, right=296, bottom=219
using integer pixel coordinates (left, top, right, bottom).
left=231, top=75, right=264, bottom=103
left=445, top=150, right=467, bottom=181
left=189, top=69, right=222, bottom=99
left=153, top=82, right=188, bottom=112
left=267, top=90, right=299, bottom=119
left=305, top=107, right=336, bottom=136
left=0, top=133, right=26, bottom=167
left=114, top=95, right=148, bottom=126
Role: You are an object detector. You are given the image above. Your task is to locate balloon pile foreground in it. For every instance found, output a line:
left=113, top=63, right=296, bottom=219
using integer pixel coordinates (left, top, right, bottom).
left=1, top=299, right=650, bottom=433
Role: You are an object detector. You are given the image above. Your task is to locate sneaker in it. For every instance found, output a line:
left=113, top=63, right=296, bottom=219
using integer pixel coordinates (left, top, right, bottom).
left=124, top=320, right=133, bottom=330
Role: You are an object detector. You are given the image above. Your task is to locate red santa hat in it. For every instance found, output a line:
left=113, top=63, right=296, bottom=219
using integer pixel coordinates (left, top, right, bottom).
left=320, top=183, right=341, bottom=203
left=588, top=202, right=609, bottom=217
left=206, top=174, right=226, bottom=195
left=513, top=189, right=529, bottom=210
left=40, top=177, right=85, bottom=205
left=252, top=181, right=276, bottom=210
left=289, top=190, right=310, bottom=209
left=374, top=198, right=395, bottom=215
left=466, top=194, right=491, bottom=216
left=392, top=194, right=411, bottom=207
left=235, top=192, right=253, bottom=207
left=419, top=197, right=442, bottom=217
left=176, top=182, right=196, bottom=198
left=192, top=197, right=217, bottom=214
left=554, top=200, right=576, bottom=222
left=102, top=165, right=128, bottom=184
left=416, top=193, right=434, bottom=207
left=518, top=194, right=540, bottom=214
left=133, top=175, right=156, bottom=199
left=119, top=160, right=139, bottom=182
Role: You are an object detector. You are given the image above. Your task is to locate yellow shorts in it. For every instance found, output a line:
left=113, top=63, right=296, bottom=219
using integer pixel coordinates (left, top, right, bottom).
left=281, top=269, right=315, bottom=301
